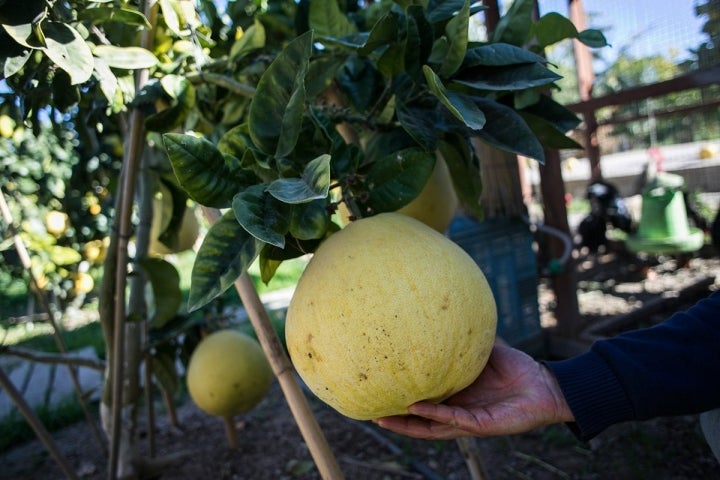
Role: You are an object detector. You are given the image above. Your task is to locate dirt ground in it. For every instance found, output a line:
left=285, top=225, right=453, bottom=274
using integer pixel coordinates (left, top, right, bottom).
left=1, top=247, right=719, bottom=480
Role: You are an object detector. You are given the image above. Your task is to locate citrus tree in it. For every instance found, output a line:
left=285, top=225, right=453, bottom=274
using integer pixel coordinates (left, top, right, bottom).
left=1, top=0, right=606, bottom=477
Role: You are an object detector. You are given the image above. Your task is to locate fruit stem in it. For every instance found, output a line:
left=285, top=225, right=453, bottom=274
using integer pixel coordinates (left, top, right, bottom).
left=223, top=416, right=239, bottom=449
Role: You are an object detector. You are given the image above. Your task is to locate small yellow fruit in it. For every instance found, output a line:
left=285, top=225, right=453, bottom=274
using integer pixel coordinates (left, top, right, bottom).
left=0, top=114, right=15, bottom=138
left=72, top=272, right=95, bottom=295
left=186, top=330, right=274, bottom=418
left=148, top=197, right=199, bottom=256
left=396, top=154, right=458, bottom=232
left=286, top=212, right=497, bottom=420
left=339, top=154, right=458, bottom=233
left=45, top=211, right=69, bottom=237
left=699, top=144, right=718, bottom=159
left=83, top=238, right=109, bottom=264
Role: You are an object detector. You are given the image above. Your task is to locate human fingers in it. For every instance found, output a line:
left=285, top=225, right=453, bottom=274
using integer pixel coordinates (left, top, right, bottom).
left=374, top=415, right=472, bottom=440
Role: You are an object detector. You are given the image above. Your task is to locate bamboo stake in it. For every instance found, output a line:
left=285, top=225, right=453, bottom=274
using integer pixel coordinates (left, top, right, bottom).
left=0, top=191, right=106, bottom=454
left=202, top=207, right=344, bottom=479
left=0, top=367, right=80, bottom=480
left=456, top=437, right=488, bottom=480
left=107, top=2, right=157, bottom=477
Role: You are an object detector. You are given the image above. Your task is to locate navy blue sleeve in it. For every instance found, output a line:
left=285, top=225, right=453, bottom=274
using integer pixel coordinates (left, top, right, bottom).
left=545, top=289, right=720, bottom=440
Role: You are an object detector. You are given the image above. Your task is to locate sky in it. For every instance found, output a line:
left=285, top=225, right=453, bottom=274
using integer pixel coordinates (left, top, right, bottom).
left=538, top=0, right=707, bottom=64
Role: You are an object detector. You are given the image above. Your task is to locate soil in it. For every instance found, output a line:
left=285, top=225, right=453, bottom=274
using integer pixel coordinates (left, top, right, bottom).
left=1, top=246, right=719, bottom=480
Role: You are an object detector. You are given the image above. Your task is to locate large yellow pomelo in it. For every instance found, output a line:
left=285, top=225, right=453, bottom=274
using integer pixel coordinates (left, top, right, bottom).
left=186, top=330, right=274, bottom=418
left=285, top=212, right=497, bottom=420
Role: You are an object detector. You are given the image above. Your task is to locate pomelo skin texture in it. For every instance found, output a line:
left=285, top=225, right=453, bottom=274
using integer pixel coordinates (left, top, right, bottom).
left=286, top=213, right=497, bottom=420
left=186, top=330, right=274, bottom=417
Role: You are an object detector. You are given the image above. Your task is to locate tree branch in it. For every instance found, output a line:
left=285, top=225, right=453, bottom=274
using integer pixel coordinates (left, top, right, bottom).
left=0, top=346, right=106, bottom=371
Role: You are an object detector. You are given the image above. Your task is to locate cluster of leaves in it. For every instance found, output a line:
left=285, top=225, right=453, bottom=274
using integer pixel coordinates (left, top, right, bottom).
left=0, top=119, right=115, bottom=306
left=0, top=0, right=608, bottom=377
left=159, top=0, right=607, bottom=312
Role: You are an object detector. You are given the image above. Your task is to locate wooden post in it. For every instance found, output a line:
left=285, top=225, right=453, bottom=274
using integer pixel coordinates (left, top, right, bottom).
left=473, top=139, right=527, bottom=218
left=539, top=149, right=581, bottom=338
left=569, top=0, right=602, bottom=180
left=201, top=207, right=345, bottom=480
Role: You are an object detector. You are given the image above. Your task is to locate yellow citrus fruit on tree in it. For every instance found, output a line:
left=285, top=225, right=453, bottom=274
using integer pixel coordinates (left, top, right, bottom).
left=45, top=211, right=69, bottom=237
left=148, top=196, right=199, bottom=256
left=395, top=154, right=458, bottom=232
left=186, top=330, right=274, bottom=418
left=338, top=154, right=458, bottom=233
left=72, top=272, right=95, bottom=295
left=285, top=212, right=497, bottom=420
left=83, top=237, right=109, bottom=264
left=0, top=114, right=15, bottom=138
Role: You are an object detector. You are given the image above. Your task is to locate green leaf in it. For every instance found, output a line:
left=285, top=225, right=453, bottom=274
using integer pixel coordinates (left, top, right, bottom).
left=92, top=57, right=120, bottom=107
left=439, top=133, right=483, bottom=219
left=51, top=70, right=79, bottom=111
left=521, top=94, right=581, bottom=132
left=140, top=257, right=182, bottom=328
left=308, top=0, right=357, bottom=40
left=188, top=210, right=259, bottom=312
left=462, top=43, right=547, bottom=68
left=266, top=154, right=331, bottom=204
left=2, top=23, right=42, bottom=49
left=309, top=108, right=362, bottom=180
left=229, top=19, right=266, bottom=60
left=145, top=75, right=195, bottom=132
left=42, top=21, right=94, bottom=84
left=452, top=63, right=561, bottom=91
left=358, top=11, right=398, bottom=56
left=336, top=56, right=385, bottom=112
left=77, top=7, right=151, bottom=29
left=248, top=31, right=312, bottom=158
left=217, top=124, right=262, bottom=170
left=404, top=5, right=433, bottom=77
left=151, top=346, right=179, bottom=396
left=163, top=133, right=256, bottom=208
left=48, top=245, right=82, bottom=265
left=289, top=199, right=330, bottom=241
left=363, top=147, right=436, bottom=214
left=93, top=45, right=158, bottom=69
left=473, top=96, right=544, bottom=162
left=4, top=49, right=31, bottom=78
left=427, top=0, right=479, bottom=23
left=492, top=0, right=534, bottom=46
left=377, top=42, right=406, bottom=77
left=437, top=0, right=469, bottom=77
left=306, top=56, right=344, bottom=100
left=233, top=185, right=290, bottom=248
left=534, top=12, right=578, bottom=48
left=396, top=98, right=440, bottom=152
left=423, top=66, right=485, bottom=131
left=578, top=29, right=609, bottom=48
left=520, top=112, right=583, bottom=150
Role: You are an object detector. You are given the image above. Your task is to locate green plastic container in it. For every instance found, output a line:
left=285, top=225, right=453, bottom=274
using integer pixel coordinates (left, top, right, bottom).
left=626, top=173, right=704, bottom=254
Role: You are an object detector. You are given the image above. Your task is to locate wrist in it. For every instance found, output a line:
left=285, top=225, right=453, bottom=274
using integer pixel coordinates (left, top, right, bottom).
left=541, top=364, right=574, bottom=423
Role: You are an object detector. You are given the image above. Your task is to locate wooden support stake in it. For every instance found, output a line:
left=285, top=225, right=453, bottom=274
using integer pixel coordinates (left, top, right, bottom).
left=202, top=207, right=344, bottom=479
left=0, top=367, right=79, bottom=480
left=223, top=416, right=239, bottom=449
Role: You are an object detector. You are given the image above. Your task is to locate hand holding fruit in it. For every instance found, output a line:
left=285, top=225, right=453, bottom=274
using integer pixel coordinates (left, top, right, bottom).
left=375, top=343, right=574, bottom=440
